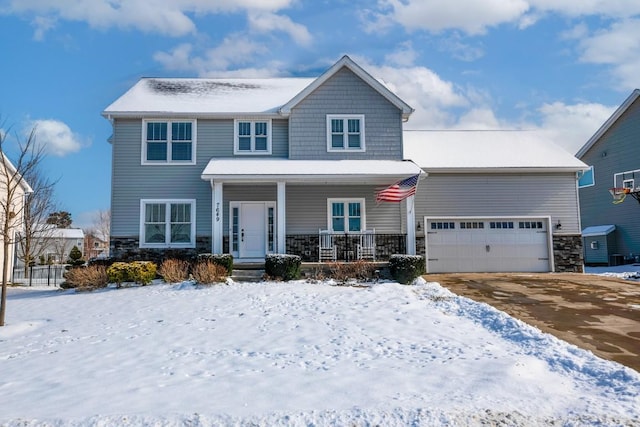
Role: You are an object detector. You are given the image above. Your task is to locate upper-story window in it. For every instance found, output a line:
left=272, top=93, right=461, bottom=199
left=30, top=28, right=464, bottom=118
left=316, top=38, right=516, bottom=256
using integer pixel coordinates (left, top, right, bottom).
left=143, top=120, right=195, bottom=164
left=234, top=120, right=272, bottom=154
left=326, top=115, right=365, bottom=152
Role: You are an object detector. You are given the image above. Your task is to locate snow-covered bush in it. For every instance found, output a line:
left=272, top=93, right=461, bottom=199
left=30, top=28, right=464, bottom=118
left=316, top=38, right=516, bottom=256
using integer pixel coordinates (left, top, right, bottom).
left=388, top=255, right=425, bottom=284
left=192, top=260, right=227, bottom=284
left=107, top=261, right=157, bottom=286
left=62, top=265, right=108, bottom=290
left=159, top=259, right=190, bottom=284
left=196, top=253, right=233, bottom=275
left=329, top=260, right=377, bottom=284
left=265, top=254, right=301, bottom=281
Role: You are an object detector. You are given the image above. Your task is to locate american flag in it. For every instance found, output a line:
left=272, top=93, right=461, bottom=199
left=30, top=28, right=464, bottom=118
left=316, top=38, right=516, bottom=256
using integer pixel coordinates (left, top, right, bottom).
left=375, top=174, right=420, bottom=203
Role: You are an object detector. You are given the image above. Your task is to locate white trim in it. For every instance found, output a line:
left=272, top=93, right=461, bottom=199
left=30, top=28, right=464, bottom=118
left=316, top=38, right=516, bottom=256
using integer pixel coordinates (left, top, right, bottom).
left=326, top=114, right=365, bottom=152
left=277, top=182, right=286, bottom=254
left=212, top=182, right=223, bottom=253
left=327, top=198, right=366, bottom=233
left=141, top=119, right=197, bottom=165
left=279, top=55, right=414, bottom=120
left=233, top=119, right=272, bottom=155
left=139, top=199, right=196, bottom=248
left=406, top=195, right=416, bottom=255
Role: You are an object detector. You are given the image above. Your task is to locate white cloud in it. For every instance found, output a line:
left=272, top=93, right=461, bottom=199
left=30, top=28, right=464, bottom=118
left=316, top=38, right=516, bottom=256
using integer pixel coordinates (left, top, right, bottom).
left=528, top=0, right=640, bottom=18
left=384, top=41, right=418, bottom=67
left=5, top=0, right=297, bottom=38
left=28, top=119, right=84, bottom=157
left=375, top=0, right=530, bottom=35
left=574, top=19, right=640, bottom=90
left=248, top=12, right=312, bottom=47
left=535, top=101, right=616, bottom=153
left=154, top=35, right=270, bottom=76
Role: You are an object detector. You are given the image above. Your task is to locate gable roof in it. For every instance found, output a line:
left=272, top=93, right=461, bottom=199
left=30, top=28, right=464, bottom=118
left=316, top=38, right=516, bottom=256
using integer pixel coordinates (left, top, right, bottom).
left=1, top=152, right=33, bottom=194
left=576, top=89, right=640, bottom=158
left=279, top=55, right=414, bottom=120
left=404, top=129, right=587, bottom=172
left=102, top=77, right=315, bottom=118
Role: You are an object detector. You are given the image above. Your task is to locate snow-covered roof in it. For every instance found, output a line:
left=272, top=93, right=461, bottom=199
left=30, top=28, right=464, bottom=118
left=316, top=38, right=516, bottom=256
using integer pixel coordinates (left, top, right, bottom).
left=103, top=77, right=315, bottom=118
left=35, top=225, right=84, bottom=239
left=403, top=130, right=587, bottom=172
left=582, top=225, right=616, bottom=237
left=201, top=159, right=423, bottom=184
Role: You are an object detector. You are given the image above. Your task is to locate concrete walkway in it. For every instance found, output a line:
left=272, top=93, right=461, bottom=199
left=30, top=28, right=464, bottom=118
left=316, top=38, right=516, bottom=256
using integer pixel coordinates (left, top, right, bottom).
left=426, top=272, right=640, bottom=372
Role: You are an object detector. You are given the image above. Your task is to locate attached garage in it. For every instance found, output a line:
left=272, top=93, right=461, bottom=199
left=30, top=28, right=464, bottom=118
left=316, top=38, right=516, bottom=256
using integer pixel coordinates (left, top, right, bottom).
left=425, top=217, right=553, bottom=273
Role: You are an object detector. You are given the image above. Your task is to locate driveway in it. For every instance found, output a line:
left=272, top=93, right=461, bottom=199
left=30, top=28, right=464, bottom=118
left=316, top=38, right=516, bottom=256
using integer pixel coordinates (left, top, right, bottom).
left=426, top=272, right=640, bottom=372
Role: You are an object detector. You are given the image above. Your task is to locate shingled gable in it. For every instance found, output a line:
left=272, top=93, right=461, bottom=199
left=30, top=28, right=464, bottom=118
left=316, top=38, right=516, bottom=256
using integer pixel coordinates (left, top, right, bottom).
left=279, top=55, right=414, bottom=120
left=576, top=89, right=640, bottom=158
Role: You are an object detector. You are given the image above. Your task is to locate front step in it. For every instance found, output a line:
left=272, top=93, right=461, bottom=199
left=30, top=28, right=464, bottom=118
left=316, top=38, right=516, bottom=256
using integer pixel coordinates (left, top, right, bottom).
left=232, top=263, right=265, bottom=282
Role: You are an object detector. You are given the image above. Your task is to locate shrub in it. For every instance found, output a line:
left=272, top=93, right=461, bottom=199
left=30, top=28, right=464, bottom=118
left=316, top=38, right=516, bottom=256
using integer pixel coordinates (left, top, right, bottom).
left=265, top=254, right=301, bottom=281
left=329, top=260, right=377, bottom=284
left=192, top=260, right=228, bottom=284
left=196, top=253, right=233, bottom=275
left=159, top=258, right=189, bottom=283
left=66, top=245, right=85, bottom=267
left=388, top=255, right=425, bottom=284
left=107, top=261, right=157, bottom=286
left=63, top=265, right=108, bottom=291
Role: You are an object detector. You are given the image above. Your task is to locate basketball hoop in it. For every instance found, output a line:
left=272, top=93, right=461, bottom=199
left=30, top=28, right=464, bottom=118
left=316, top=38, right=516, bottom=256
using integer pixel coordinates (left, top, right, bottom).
left=609, top=188, right=627, bottom=204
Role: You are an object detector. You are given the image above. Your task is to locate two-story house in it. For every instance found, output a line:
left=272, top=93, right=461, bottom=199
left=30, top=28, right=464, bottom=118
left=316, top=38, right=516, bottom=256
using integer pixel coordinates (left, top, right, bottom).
left=104, top=55, right=586, bottom=273
left=577, top=89, right=640, bottom=266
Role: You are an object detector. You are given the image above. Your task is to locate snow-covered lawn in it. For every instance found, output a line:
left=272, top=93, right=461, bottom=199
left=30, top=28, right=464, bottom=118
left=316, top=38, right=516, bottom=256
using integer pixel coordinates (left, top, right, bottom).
left=1, top=277, right=638, bottom=426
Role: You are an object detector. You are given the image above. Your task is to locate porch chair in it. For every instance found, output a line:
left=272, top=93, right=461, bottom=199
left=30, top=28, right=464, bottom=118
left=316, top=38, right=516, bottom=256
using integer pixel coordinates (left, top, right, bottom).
left=318, top=229, right=337, bottom=262
left=357, top=229, right=376, bottom=261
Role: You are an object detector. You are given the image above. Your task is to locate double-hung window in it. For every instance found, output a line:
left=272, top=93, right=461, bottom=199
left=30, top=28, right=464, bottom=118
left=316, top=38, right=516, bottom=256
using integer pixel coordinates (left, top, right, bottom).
left=234, top=120, right=271, bottom=154
left=326, top=115, right=365, bottom=152
left=328, top=198, right=365, bottom=232
left=143, top=120, right=195, bottom=164
left=140, top=199, right=196, bottom=248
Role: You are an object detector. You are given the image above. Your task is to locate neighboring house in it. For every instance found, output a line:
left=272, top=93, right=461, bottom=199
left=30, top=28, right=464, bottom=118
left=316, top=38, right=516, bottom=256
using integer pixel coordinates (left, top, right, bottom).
left=14, top=226, right=85, bottom=267
left=103, top=55, right=586, bottom=273
left=576, top=89, right=640, bottom=266
left=405, top=130, right=586, bottom=273
left=84, top=231, right=109, bottom=259
left=0, top=153, right=33, bottom=280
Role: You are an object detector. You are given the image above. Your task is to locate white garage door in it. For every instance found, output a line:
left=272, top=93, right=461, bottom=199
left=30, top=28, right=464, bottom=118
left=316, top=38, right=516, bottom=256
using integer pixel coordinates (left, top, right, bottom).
left=425, top=218, right=551, bottom=273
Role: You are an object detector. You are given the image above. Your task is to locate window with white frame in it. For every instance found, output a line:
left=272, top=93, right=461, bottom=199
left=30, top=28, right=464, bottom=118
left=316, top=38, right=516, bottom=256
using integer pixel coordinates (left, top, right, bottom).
left=143, top=120, right=195, bottom=164
left=326, top=115, right=365, bottom=151
left=140, top=199, right=196, bottom=248
left=234, top=120, right=271, bottom=154
left=328, top=198, right=365, bottom=232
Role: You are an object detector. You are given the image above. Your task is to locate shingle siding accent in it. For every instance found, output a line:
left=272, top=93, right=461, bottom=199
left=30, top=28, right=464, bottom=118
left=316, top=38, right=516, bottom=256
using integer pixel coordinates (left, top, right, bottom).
left=288, top=67, right=403, bottom=160
left=579, top=97, right=640, bottom=257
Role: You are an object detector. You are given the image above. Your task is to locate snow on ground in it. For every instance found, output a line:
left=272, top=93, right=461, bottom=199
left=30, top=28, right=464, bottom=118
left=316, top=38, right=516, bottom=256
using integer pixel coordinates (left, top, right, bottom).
left=0, top=276, right=638, bottom=426
left=585, top=263, right=640, bottom=281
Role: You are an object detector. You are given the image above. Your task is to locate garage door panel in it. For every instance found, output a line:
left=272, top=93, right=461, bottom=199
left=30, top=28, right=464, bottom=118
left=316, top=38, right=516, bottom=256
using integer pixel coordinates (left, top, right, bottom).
left=426, top=218, right=550, bottom=273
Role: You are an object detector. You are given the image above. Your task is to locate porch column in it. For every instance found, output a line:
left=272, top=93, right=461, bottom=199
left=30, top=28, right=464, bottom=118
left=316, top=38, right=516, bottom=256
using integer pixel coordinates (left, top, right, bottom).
left=277, top=181, right=286, bottom=253
left=212, top=181, right=223, bottom=254
left=406, top=194, right=416, bottom=255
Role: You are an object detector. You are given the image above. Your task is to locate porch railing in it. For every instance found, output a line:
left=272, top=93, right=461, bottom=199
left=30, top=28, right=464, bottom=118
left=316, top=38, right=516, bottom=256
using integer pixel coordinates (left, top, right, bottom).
left=286, top=233, right=407, bottom=262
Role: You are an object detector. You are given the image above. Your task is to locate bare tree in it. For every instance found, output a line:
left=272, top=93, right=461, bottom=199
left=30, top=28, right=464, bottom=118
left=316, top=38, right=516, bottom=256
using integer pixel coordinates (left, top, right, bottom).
left=0, top=123, right=45, bottom=326
left=16, top=165, right=57, bottom=275
left=82, top=210, right=110, bottom=259
left=95, top=209, right=110, bottom=256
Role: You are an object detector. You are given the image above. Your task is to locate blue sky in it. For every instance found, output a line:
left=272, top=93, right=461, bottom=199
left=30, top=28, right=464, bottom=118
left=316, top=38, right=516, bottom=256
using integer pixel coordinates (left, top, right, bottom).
left=1, top=0, right=639, bottom=229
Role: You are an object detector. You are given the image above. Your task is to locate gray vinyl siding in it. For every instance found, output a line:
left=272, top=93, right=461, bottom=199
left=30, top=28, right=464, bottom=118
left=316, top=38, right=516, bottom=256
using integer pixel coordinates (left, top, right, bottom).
left=583, top=234, right=616, bottom=264
left=288, top=67, right=403, bottom=160
left=111, top=117, right=290, bottom=238
left=110, top=119, right=211, bottom=237
left=579, top=97, right=640, bottom=257
left=415, top=173, right=581, bottom=234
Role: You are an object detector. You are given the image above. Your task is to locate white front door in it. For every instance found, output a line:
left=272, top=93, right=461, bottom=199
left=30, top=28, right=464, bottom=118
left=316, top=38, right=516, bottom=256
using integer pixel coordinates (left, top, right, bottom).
left=230, top=202, right=275, bottom=259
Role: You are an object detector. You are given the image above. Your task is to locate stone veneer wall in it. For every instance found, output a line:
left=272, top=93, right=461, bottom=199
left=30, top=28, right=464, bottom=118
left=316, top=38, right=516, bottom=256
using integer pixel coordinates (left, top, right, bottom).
left=110, top=236, right=211, bottom=262
left=553, top=234, right=584, bottom=273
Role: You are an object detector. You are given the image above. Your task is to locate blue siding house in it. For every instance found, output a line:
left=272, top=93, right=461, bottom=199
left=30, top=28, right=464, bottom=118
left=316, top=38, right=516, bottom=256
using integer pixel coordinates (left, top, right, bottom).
left=104, top=56, right=587, bottom=272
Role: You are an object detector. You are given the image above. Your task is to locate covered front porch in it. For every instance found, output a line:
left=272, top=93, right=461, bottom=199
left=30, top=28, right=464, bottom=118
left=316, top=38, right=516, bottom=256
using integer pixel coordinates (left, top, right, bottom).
left=201, top=158, right=424, bottom=263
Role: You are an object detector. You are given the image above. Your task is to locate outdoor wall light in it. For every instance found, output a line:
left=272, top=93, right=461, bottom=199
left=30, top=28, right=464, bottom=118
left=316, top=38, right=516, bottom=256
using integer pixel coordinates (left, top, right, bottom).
left=555, top=220, right=562, bottom=230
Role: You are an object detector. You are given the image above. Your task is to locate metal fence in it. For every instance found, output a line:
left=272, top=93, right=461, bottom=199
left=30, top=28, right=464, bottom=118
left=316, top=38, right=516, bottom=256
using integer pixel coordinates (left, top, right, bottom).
left=12, top=264, right=67, bottom=287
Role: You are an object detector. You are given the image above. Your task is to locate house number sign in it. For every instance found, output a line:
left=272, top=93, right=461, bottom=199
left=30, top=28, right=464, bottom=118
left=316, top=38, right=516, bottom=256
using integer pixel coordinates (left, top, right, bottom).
left=215, top=202, right=220, bottom=222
